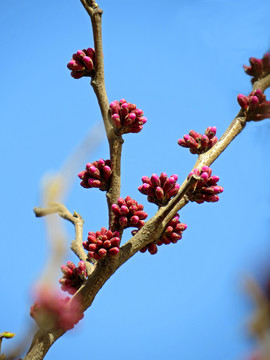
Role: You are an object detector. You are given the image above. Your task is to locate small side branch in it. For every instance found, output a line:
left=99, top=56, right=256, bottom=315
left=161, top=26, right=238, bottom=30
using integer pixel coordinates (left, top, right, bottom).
left=34, top=203, right=91, bottom=276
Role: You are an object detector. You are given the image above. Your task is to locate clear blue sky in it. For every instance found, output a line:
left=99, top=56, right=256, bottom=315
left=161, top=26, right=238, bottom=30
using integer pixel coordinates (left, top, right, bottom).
left=1, top=0, right=270, bottom=359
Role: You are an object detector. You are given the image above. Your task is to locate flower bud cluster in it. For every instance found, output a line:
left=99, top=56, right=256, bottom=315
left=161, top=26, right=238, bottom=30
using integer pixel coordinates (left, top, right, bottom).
left=140, top=214, right=187, bottom=255
left=30, top=288, right=84, bottom=331
left=110, top=99, right=147, bottom=134
left=78, top=159, right=112, bottom=191
left=59, top=261, right=87, bottom=295
left=67, top=48, right=95, bottom=79
left=188, top=166, right=223, bottom=204
left=112, top=196, right=147, bottom=230
left=83, top=227, right=120, bottom=260
left=237, top=89, right=270, bottom=121
left=138, top=173, right=180, bottom=206
left=243, top=53, right=270, bottom=83
left=178, top=127, right=218, bottom=154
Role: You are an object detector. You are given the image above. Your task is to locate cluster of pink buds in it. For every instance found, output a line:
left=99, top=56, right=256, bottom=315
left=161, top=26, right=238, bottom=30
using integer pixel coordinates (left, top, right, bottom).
left=188, top=166, right=223, bottom=204
left=67, top=48, right=95, bottom=79
left=237, top=89, right=270, bottom=121
left=140, top=214, right=187, bottom=255
left=59, top=261, right=87, bottom=295
left=112, top=196, right=147, bottom=230
left=78, top=159, right=112, bottom=191
left=244, top=53, right=270, bottom=82
left=178, top=127, right=218, bottom=154
left=30, top=287, right=84, bottom=331
left=110, top=99, right=147, bottom=134
left=138, top=173, right=180, bottom=206
left=83, top=227, right=120, bottom=261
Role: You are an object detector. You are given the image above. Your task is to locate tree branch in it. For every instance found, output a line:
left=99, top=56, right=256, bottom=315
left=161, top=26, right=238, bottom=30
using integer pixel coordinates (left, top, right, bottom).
left=80, top=0, right=123, bottom=228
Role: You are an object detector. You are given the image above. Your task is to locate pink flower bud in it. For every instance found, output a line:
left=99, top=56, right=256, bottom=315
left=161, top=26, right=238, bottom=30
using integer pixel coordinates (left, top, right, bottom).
left=148, top=243, right=158, bottom=255
left=84, top=48, right=95, bottom=59
left=108, top=247, right=120, bottom=256
left=141, top=176, right=151, bottom=184
left=168, top=183, right=180, bottom=197
left=130, top=215, right=139, bottom=225
left=178, top=138, right=188, bottom=147
left=88, top=178, right=101, bottom=188
left=71, top=71, right=84, bottom=79
left=67, top=60, right=85, bottom=71
left=119, top=216, right=128, bottom=227
left=163, top=177, right=176, bottom=193
left=237, top=94, right=249, bottom=109
left=120, top=205, right=129, bottom=216
left=155, top=187, right=164, bottom=200
left=98, top=248, right=107, bottom=257
left=82, top=56, right=94, bottom=71
left=103, top=240, right=112, bottom=249
left=151, top=174, right=161, bottom=187
left=111, top=114, right=121, bottom=128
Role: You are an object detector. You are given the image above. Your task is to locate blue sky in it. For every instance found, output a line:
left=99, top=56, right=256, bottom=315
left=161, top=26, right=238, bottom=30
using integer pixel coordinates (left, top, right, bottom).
left=1, top=0, right=270, bottom=359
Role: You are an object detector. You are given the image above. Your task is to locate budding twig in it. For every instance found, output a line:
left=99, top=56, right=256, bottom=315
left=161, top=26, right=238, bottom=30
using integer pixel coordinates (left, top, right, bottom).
left=80, top=0, right=123, bottom=227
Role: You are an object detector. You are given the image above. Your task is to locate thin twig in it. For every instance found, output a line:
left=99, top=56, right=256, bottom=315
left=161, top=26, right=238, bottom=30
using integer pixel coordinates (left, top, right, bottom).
left=34, top=203, right=91, bottom=276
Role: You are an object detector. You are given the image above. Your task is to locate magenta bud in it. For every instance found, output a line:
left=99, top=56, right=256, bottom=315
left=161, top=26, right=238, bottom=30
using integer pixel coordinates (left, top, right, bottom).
left=108, top=247, right=120, bottom=256
left=67, top=261, right=76, bottom=270
left=204, top=126, right=217, bottom=139
left=77, top=50, right=86, bottom=58
left=155, top=187, right=164, bottom=200
left=178, top=138, right=188, bottom=147
left=206, top=194, right=219, bottom=202
left=141, top=176, right=151, bottom=184
left=98, top=248, right=107, bottom=257
left=77, top=261, right=86, bottom=273
left=249, top=57, right=263, bottom=76
left=170, top=233, right=181, bottom=243
left=89, top=243, right=98, bottom=251
left=110, top=101, right=120, bottom=114
left=67, top=60, right=85, bottom=71
left=82, top=56, right=94, bottom=71
left=249, top=95, right=260, bottom=110
left=159, top=173, right=168, bottom=185
left=120, top=103, right=129, bottom=118
left=148, top=243, right=158, bottom=255
left=103, top=240, right=111, bottom=249
left=120, top=205, right=129, bottom=216
left=88, top=178, right=101, bottom=188
left=163, top=177, right=176, bottom=193
left=88, top=165, right=100, bottom=178
left=237, top=94, right=249, bottom=109
left=111, top=113, right=121, bottom=128
left=151, top=174, right=161, bottom=187
left=84, top=48, right=95, bottom=59
left=209, top=137, right=218, bottom=147
left=213, top=185, right=224, bottom=193
left=134, top=108, right=143, bottom=117
left=70, top=71, right=84, bottom=79
left=110, top=238, right=120, bottom=247
left=200, top=172, right=209, bottom=181
left=138, top=116, right=147, bottom=125
left=130, top=215, right=139, bottom=225
left=189, top=130, right=201, bottom=140
left=119, top=216, right=128, bottom=227
left=201, top=135, right=209, bottom=147
left=103, top=165, right=112, bottom=181
left=201, top=166, right=212, bottom=175
left=168, top=183, right=180, bottom=197
left=134, top=210, right=148, bottom=220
